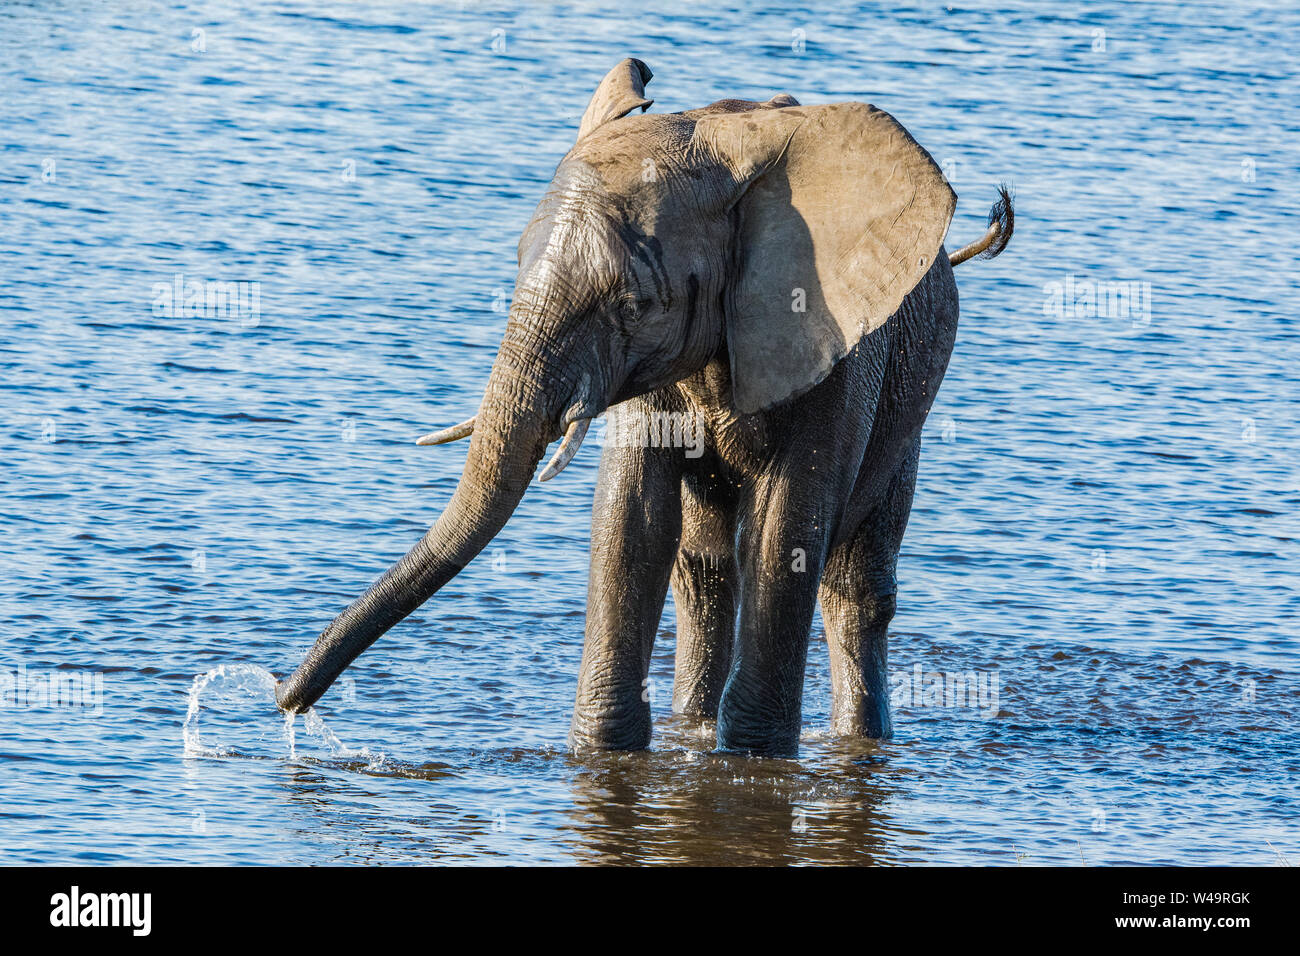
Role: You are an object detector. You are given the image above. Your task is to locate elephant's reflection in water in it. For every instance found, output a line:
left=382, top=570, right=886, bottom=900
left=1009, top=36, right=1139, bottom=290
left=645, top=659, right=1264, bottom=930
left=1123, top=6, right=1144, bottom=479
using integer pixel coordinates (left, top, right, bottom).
left=563, top=721, right=897, bottom=865
left=271, top=738, right=897, bottom=864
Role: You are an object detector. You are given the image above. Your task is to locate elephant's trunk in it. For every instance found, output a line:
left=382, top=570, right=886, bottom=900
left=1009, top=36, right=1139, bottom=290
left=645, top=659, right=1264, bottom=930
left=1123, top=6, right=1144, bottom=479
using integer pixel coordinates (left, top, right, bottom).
left=275, top=334, right=561, bottom=714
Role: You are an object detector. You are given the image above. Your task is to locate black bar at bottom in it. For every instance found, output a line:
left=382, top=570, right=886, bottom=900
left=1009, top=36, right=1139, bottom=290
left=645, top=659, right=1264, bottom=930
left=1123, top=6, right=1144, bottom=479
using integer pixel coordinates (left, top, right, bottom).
left=2, top=865, right=1281, bottom=941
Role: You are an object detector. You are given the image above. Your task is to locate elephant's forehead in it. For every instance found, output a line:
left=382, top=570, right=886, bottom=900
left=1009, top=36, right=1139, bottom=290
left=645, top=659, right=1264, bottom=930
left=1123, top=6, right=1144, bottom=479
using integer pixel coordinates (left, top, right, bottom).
left=564, top=114, right=696, bottom=187
left=514, top=161, right=629, bottom=295
left=517, top=153, right=687, bottom=272
left=553, top=155, right=647, bottom=205
left=519, top=162, right=612, bottom=254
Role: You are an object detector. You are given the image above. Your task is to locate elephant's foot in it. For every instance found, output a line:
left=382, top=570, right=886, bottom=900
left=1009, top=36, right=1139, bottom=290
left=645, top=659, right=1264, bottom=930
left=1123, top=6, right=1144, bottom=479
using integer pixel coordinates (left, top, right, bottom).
left=661, top=710, right=717, bottom=749
left=715, top=698, right=802, bottom=757
left=715, top=725, right=800, bottom=758
left=568, top=702, right=652, bottom=752
left=668, top=688, right=722, bottom=750
left=670, top=681, right=723, bottom=723
left=830, top=696, right=894, bottom=740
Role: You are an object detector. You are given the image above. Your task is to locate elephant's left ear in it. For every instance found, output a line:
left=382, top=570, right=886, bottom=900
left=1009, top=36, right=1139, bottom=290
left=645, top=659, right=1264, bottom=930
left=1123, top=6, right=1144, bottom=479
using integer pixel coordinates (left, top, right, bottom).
left=694, top=103, right=956, bottom=414
left=576, top=58, right=653, bottom=142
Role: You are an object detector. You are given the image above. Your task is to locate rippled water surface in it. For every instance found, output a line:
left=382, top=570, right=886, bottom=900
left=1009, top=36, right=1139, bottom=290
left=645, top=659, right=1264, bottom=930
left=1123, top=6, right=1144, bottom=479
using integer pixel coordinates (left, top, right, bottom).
left=2, top=1, right=1297, bottom=865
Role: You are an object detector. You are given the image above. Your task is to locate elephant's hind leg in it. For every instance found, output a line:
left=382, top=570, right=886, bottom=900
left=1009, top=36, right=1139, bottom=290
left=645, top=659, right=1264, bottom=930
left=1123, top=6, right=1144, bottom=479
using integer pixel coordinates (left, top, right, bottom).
left=818, top=441, right=920, bottom=739
left=670, top=471, right=738, bottom=721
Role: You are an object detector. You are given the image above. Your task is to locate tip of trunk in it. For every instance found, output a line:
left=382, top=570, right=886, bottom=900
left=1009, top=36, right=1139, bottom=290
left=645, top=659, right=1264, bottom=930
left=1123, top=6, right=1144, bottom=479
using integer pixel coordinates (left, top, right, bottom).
left=274, top=677, right=308, bottom=714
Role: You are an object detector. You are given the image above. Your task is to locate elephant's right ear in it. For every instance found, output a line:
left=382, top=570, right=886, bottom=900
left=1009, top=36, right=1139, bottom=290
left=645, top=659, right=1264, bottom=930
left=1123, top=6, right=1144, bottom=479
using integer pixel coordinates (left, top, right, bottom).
left=694, top=103, right=956, bottom=414
left=576, top=58, right=653, bottom=142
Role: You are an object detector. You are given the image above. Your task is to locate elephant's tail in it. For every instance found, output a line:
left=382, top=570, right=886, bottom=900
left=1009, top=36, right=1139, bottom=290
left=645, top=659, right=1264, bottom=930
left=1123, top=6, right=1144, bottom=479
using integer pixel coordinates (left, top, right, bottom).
left=948, top=185, right=1014, bottom=266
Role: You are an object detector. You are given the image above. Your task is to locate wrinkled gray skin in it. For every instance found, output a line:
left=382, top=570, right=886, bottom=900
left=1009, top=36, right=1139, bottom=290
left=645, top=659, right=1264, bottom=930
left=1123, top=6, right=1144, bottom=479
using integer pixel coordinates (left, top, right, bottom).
left=276, top=59, right=1013, bottom=757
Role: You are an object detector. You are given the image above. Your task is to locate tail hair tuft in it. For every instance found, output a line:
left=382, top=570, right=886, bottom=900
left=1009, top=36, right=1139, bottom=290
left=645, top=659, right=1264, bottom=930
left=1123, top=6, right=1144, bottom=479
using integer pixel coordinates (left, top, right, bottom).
left=981, top=183, right=1015, bottom=260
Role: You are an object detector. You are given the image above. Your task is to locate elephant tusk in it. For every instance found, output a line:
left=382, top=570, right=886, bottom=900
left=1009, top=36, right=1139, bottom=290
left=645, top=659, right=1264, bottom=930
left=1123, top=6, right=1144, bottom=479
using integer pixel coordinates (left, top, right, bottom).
left=415, top=416, right=476, bottom=446
left=538, top=418, right=590, bottom=482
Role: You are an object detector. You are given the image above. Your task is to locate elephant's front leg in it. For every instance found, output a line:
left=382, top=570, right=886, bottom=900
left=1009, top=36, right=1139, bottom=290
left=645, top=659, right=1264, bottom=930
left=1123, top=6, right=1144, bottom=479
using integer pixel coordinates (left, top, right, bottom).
left=670, top=470, right=738, bottom=721
left=569, top=430, right=682, bottom=751
left=717, top=473, right=831, bottom=757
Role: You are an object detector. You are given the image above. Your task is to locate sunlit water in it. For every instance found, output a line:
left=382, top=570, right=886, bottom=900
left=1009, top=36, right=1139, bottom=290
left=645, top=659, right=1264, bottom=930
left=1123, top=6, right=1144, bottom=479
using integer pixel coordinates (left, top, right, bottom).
left=2, top=1, right=1297, bottom=865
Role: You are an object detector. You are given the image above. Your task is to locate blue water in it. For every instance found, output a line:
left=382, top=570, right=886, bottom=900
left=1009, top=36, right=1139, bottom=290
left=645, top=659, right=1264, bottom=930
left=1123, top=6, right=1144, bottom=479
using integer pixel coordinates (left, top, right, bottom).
left=2, top=1, right=1297, bottom=864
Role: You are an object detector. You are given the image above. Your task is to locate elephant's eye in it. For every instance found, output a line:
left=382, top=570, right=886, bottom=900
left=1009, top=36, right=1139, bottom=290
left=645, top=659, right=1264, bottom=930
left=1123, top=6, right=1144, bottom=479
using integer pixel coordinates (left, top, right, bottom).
left=616, top=293, right=644, bottom=326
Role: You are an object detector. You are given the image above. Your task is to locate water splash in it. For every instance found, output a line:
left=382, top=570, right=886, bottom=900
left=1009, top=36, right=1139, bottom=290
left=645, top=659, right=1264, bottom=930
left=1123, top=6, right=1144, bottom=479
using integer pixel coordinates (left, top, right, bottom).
left=283, top=709, right=297, bottom=758
left=182, top=663, right=369, bottom=761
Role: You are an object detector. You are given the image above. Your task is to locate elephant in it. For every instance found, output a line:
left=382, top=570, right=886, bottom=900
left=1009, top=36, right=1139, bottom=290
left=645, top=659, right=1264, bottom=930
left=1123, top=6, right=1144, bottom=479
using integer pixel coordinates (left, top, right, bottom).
left=275, top=58, right=1014, bottom=757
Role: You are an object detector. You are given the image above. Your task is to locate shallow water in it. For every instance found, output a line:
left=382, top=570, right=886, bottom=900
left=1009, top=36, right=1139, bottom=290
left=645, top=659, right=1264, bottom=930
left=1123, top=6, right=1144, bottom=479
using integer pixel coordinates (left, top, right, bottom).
left=2, top=1, right=1297, bottom=865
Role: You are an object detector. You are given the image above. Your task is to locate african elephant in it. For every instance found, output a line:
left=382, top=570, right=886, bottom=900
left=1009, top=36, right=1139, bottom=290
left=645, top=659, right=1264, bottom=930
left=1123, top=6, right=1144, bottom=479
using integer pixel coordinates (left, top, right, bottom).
left=275, top=58, right=1013, bottom=757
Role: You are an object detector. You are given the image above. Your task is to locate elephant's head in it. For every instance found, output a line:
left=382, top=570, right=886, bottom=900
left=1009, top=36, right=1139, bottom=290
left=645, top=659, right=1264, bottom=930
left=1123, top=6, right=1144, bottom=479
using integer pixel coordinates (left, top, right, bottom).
left=275, top=58, right=956, bottom=713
